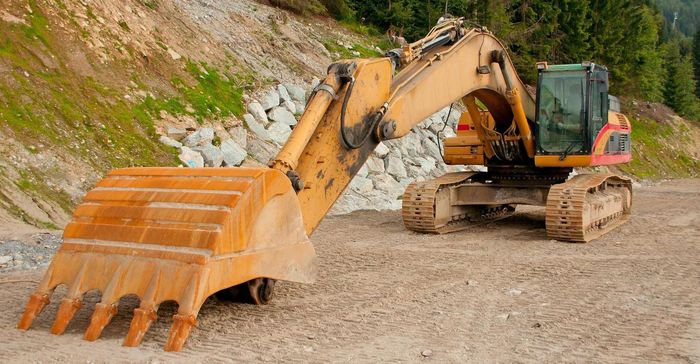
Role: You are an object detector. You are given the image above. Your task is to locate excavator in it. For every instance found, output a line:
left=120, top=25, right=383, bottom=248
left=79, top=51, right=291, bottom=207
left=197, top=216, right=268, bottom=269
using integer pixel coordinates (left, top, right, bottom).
left=17, top=19, right=632, bottom=351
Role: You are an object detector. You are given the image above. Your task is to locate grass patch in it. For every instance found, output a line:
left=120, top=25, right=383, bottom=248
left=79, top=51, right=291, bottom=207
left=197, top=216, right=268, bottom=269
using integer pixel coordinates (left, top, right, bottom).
left=618, top=117, right=699, bottom=179
left=139, top=60, right=245, bottom=123
left=142, top=0, right=159, bottom=10
left=321, top=39, right=382, bottom=60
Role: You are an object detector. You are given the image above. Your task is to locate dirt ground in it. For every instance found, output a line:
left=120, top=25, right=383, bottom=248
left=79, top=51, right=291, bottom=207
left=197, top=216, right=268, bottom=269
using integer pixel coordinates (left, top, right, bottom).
left=0, top=179, right=698, bottom=363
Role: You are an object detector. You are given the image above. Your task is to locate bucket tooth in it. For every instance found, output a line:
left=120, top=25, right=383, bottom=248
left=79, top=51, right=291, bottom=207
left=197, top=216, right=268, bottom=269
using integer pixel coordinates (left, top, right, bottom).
left=84, top=302, right=118, bottom=341
left=123, top=306, right=157, bottom=347
left=164, top=314, right=198, bottom=352
left=17, top=293, right=51, bottom=330
left=50, top=297, right=82, bottom=335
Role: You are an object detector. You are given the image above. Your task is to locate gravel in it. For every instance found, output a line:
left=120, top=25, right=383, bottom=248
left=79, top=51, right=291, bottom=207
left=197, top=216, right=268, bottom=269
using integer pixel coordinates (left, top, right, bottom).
left=0, top=233, right=61, bottom=272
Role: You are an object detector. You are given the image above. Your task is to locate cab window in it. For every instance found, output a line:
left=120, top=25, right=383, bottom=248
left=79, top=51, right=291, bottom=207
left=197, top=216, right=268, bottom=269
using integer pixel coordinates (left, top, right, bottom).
left=538, top=71, right=586, bottom=153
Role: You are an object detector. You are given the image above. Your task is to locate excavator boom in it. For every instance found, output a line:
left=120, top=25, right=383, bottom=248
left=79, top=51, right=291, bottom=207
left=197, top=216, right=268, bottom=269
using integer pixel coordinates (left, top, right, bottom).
left=18, top=19, right=632, bottom=351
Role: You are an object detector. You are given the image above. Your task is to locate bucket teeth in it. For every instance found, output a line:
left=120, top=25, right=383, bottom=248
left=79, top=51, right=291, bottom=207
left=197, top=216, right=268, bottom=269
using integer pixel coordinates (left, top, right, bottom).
left=84, top=302, right=118, bottom=341
left=51, top=298, right=82, bottom=335
left=17, top=293, right=51, bottom=330
left=123, top=306, right=157, bottom=347
left=164, top=314, right=198, bottom=352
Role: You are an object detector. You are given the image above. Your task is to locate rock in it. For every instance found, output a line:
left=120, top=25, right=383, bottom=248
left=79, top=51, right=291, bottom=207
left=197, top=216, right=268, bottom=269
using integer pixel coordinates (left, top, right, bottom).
left=228, top=125, right=247, bottom=149
left=166, top=126, right=187, bottom=140
left=220, top=139, right=246, bottom=167
left=398, top=132, right=424, bottom=158
left=365, top=155, right=385, bottom=174
left=506, top=288, right=522, bottom=296
left=421, top=350, right=433, bottom=357
left=351, top=50, right=360, bottom=57
left=294, top=101, right=305, bottom=114
left=247, top=103, right=268, bottom=124
left=268, top=106, right=297, bottom=126
left=178, top=146, right=204, bottom=168
left=307, top=77, right=320, bottom=100
left=193, top=144, right=224, bottom=167
left=423, top=138, right=441, bottom=160
left=419, top=157, right=436, bottom=174
left=277, top=84, right=291, bottom=102
left=374, top=142, right=390, bottom=158
left=159, top=135, right=182, bottom=148
left=282, top=100, right=296, bottom=114
left=259, top=90, right=280, bottom=111
left=310, top=77, right=320, bottom=89
left=372, top=174, right=403, bottom=197
left=0, top=255, right=11, bottom=265
left=349, top=175, right=374, bottom=194
left=406, top=165, right=423, bottom=178
left=466, top=279, right=477, bottom=286
left=385, top=155, right=408, bottom=179
left=182, top=128, right=214, bottom=147
left=244, top=113, right=272, bottom=142
left=167, top=48, right=181, bottom=60
left=284, top=84, right=306, bottom=102
left=247, top=136, right=278, bottom=164
left=268, top=122, right=292, bottom=145
left=357, top=164, right=369, bottom=177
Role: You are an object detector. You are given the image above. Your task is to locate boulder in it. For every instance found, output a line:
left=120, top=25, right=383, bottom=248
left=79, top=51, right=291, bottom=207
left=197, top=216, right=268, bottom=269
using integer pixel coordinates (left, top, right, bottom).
left=385, top=155, right=408, bottom=180
left=422, top=137, right=441, bottom=160
left=282, top=100, right=296, bottom=114
left=159, top=135, right=182, bottom=148
left=277, top=84, right=291, bottom=102
left=247, top=102, right=268, bottom=123
left=268, top=106, right=297, bottom=126
left=373, top=141, right=390, bottom=158
left=220, top=139, right=246, bottom=167
left=397, top=131, right=424, bottom=158
left=294, top=101, right=305, bottom=114
left=268, top=122, right=292, bottom=145
left=244, top=113, right=272, bottom=142
left=259, top=89, right=280, bottom=111
left=228, top=125, right=247, bottom=149
left=193, top=143, right=224, bottom=167
left=365, top=155, right=385, bottom=174
left=284, top=83, right=306, bottom=102
left=182, top=127, right=215, bottom=147
left=178, top=146, right=204, bottom=168
left=419, top=157, right=437, bottom=174
left=166, top=126, right=187, bottom=140
left=247, top=136, right=279, bottom=164
left=406, top=165, right=423, bottom=178
left=372, top=174, right=404, bottom=198
left=357, top=164, right=369, bottom=178
left=307, top=77, right=320, bottom=100
left=349, top=175, right=374, bottom=194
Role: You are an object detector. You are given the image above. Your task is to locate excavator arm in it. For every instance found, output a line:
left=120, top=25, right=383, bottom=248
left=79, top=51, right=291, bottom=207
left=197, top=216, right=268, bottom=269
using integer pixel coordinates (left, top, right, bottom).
left=278, top=20, right=537, bottom=234
left=18, top=20, right=554, bottom=352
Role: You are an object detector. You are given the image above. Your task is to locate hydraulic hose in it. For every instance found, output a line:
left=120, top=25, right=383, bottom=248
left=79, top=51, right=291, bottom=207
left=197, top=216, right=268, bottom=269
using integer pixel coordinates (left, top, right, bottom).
left=339, top=77, right=381, bottom=149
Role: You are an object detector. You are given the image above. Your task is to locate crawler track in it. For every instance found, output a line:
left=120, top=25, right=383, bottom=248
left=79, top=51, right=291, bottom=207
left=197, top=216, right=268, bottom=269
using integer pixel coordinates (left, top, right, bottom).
left=545, top=173, right=632, bottom=242
left=402, top=172, right=514, bottom=234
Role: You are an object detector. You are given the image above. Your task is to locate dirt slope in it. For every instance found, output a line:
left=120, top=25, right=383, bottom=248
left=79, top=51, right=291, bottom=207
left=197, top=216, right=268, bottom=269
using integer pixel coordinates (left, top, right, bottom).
left=0, top=179, right=698, bottom=362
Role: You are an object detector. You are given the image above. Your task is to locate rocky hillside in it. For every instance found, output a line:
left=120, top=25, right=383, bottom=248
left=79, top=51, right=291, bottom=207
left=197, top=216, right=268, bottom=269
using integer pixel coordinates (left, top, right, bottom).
left=0, top=0, right=459, bottom=238
left=0, top=0, right=698, bottom=241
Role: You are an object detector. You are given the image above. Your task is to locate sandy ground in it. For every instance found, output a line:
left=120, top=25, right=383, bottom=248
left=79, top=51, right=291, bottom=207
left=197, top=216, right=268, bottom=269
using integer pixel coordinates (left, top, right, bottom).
left=0, top=179, right=699, bottom=363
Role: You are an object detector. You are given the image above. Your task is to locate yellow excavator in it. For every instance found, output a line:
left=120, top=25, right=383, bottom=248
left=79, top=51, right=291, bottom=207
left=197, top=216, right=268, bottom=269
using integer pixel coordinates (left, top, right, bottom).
left=17, top=19, right=632, bottom=351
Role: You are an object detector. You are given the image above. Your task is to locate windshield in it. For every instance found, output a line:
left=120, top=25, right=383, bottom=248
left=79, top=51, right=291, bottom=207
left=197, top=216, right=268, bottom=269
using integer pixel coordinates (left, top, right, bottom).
left=538, top=71, right=586, bottom=153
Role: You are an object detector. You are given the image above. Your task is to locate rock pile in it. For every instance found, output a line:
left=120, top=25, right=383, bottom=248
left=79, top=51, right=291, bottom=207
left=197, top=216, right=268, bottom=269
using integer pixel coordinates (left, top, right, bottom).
left=158, top=81, right=469, bottom=214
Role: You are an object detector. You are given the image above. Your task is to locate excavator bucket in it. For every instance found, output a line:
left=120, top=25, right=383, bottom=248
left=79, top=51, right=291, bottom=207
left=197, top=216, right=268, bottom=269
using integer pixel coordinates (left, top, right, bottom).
left=17, top=167, right=315, bottom=351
